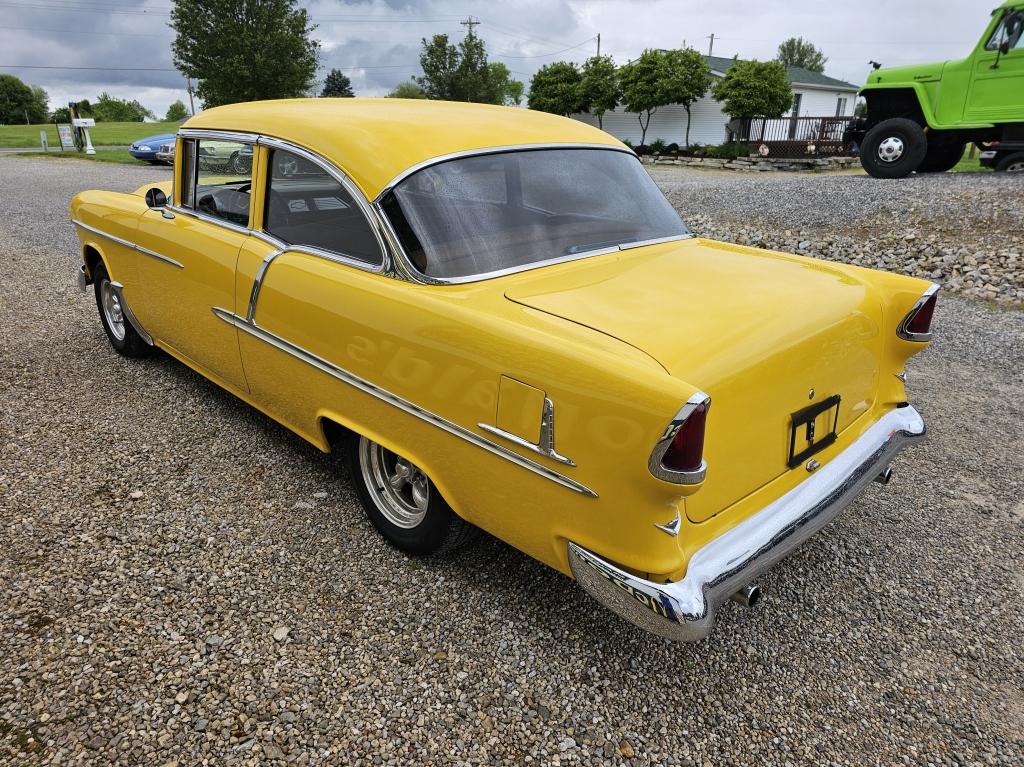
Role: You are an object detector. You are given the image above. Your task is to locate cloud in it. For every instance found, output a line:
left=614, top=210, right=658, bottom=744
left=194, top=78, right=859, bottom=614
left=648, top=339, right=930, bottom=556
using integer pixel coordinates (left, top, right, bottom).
left=0, top=0, right=993, bottom=119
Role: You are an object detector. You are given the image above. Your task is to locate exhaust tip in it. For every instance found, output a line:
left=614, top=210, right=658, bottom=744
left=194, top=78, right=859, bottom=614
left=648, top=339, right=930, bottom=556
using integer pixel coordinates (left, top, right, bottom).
left=730, top=584, right=762, bottom=609
left=874, top=466, right=894, bottom=485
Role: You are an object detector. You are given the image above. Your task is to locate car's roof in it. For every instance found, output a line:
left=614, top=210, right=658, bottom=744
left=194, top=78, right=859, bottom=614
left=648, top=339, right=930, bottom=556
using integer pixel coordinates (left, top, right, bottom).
left=137, top=133, right=175, bottom=141
left=183, top=98, right=624, bottom=199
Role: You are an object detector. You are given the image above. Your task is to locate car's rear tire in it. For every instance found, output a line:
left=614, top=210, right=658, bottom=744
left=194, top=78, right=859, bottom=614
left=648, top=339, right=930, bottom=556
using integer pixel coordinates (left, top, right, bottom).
left=917, top=142, right=964, bottom=173
left=994, top=151, right=1024, bottom=173
left=860, top=118, right=928, bottom=179
left=347, top=434, right=476, bottom=556
left=92, top=261, right=151, bottom=358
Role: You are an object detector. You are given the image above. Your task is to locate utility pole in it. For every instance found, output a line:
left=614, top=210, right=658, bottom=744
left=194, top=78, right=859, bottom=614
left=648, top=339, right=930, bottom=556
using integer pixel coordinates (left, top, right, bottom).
left=596, top=33, right=600, bottom=57
left=707, top=33, right=715, bottom=56
left=185, top=75, right=196, bottom=116
left=460, top=15, right=480, bottom=36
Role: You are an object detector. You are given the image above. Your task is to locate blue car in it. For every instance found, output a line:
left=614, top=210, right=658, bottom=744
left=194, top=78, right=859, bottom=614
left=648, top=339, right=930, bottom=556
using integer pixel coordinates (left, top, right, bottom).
left=128, top=133, right=176, bottom=164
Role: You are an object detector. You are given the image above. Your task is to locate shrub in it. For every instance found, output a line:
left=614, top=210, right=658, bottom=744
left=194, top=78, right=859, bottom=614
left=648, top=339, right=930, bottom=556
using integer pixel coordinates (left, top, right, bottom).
left=650, top=138, right=667, bottom=154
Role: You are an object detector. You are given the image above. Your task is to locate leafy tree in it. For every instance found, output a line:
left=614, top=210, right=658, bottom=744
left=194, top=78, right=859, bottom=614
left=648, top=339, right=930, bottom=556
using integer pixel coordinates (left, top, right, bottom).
left=92, top=92, right=155, bottom=122
left=321, top=69, right=355, bottom=98
left=527, top=61, right=585, bottom=117
left=0, top=74, right=47, bottom=124
left=712, top=59, right=793, bottom=119
left=579, top=55, right=619, bottom=129
left=387, top=82, right=427, bottom=99
left=776, top=37, right=827, bottom=73
left=661, top=49, right=713, bottom=146
left=165, top=99, right=190, bottom=121
left=618, top=49, right=671, bottom=146
left=415, top=29, right=522, bottom=104
left=51, top=106, right=71, bottom=123
left=171, top=0, right=319, bottom=107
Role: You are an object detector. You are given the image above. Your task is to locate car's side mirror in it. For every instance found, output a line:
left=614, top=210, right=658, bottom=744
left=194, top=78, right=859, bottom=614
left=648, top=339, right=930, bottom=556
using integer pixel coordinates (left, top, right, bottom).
left=145, top=187, right=167, bottom=209
left=999, top=39, right=1011, bottom=55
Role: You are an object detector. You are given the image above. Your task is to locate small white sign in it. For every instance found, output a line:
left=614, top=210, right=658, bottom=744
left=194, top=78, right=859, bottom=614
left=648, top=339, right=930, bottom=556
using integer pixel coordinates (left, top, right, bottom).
left=71, top=118, right=96, bottom=127
left=40, top=130, right=49, bottom=151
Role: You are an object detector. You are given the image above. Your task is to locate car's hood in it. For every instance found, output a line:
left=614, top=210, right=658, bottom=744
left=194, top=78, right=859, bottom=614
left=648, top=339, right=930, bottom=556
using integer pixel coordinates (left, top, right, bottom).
left=864, top=61, right=945, bottom=86
left=503, top=237, right=878, bottom=382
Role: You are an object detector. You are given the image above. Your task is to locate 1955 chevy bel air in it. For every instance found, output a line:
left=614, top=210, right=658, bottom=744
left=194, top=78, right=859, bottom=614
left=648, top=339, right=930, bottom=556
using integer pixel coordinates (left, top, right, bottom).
left=70, top=99, right=936, bottom=641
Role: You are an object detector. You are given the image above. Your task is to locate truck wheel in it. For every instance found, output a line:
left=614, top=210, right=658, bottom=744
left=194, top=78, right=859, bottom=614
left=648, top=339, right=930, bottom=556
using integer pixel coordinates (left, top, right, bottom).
left=860, top=118, right=928, bottom=179
left=918, top=142, right=964, bottom=173
left=349, top=434, right=476, bottom=556
left=994, top=152, right=1024, bottom=172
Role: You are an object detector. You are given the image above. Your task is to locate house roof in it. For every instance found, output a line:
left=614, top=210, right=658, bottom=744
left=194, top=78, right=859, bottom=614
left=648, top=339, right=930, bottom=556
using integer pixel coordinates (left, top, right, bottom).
left=705, top=55, right=858, bottom=91
left=184, top=99, right=622, bottom=198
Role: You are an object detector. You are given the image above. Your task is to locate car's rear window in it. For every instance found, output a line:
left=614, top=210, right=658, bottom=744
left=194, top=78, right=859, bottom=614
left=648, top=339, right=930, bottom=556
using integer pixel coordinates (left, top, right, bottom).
left=381, top=148, right=689, bottom=280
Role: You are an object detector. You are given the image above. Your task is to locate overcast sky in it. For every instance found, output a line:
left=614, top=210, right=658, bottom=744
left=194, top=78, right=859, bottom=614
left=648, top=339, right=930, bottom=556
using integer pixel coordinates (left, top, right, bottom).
left=0, top=0, right=998, bottom=120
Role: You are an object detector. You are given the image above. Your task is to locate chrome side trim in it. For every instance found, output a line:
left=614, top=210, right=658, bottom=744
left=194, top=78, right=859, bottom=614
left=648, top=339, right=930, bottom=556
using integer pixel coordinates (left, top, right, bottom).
left=109, top=281, right=153, bottom=345
left=897, top=283, right=940, bottom=342
left=647, top=392, right=711, bottom=484
left=619, top=234, right=691, bottom=251
left=569, top=404, right=927, bottom=642
left=477, top=397, right=576, bottom=467
left=212, top=308, right=598, bottom=498
left=165, top=204, right=253, bottom=237
left=72, top=219, right=184, bottom=269
left=247, top=248, right=285, bottom=322
left=374, top=142, right=636, bottom=203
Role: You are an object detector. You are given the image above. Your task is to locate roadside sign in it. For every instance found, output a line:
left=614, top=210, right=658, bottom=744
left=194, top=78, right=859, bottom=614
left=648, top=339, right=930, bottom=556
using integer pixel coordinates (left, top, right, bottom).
left=57, top=125, right=75, bottom=148
left=71, top=117, right=96, bottom=127
left=39, top=130, right=49, bottom=152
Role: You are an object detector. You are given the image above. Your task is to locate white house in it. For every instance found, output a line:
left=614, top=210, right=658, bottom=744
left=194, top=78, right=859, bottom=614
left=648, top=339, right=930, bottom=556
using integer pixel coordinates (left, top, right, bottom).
left=572, top=55, right=859, bottom=147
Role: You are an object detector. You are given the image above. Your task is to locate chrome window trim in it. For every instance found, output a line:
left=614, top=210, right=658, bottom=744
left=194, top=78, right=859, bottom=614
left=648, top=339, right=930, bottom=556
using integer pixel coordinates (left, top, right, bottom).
left=477, top=397, right=575, bottom=467
left=212, top=307, right=597, bottom=498
left=896, top=283, right=940, bottom=342
left=178, top=128, right=258, bottom=143
left=72, top=219, right=184, bottom=269
left=165, top=203, right=254, bottom=237
left=374, top=144, right=693, bottom=286
left=648, top=391, right=711, bottom=484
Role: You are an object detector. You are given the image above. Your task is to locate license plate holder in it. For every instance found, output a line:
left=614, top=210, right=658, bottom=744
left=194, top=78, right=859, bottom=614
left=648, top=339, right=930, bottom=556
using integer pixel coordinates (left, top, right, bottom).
left=788, top=395, right=841, bottom=469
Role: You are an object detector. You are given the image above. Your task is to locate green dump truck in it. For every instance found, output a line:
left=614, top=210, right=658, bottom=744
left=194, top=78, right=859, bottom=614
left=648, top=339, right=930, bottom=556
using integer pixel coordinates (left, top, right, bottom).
left=846, top=0, right=1024, bottom=178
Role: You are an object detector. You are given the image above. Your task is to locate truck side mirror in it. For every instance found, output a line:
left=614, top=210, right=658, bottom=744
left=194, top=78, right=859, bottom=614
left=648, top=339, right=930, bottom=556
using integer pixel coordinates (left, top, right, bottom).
left=999, top=39, right=1011, bottom=55
left=145, top=188, right=167, bottom=209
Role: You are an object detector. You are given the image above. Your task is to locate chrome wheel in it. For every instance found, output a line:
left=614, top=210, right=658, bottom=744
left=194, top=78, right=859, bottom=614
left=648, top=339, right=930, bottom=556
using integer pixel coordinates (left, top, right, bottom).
left=99, top=278, right=126, bottom=341
left=877, top=136, right=905, bottom=163
left=1006, top=160, right=1024, bottom=173
left=358, top=438, right=430, bottom=529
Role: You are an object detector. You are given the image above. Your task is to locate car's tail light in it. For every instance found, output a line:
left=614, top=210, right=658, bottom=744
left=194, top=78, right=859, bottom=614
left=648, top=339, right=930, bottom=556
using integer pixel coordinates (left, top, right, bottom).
left=898, top=285, right=939, bottom=342
left=649, top=393, right=710, bottom=484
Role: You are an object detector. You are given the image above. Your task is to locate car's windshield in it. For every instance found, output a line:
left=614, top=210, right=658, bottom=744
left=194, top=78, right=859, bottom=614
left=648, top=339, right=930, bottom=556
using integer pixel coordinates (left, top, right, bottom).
left=381, top=148, right=689, bottom=280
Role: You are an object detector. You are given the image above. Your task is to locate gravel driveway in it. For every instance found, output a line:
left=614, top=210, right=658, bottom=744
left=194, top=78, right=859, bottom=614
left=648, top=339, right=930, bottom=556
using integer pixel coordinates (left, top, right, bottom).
left=1, top=157, right=1022, bottom=766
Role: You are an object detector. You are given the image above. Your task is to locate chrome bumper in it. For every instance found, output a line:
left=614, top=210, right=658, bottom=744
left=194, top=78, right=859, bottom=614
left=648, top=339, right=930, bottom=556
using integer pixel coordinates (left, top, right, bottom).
left=568, top=405, right=926, bottom=642
left=76, top=264, right=88, bottom=293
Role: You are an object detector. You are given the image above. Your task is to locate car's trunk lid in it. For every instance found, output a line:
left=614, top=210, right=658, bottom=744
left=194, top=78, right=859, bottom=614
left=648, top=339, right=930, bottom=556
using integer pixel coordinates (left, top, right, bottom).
left=503, top=238, right=882, bottom=522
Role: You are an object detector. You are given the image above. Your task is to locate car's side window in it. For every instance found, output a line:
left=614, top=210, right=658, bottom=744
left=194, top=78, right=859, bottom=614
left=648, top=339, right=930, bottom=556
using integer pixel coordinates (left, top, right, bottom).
left=263, top=148, right=382, bottom=266
left=180, top=138, right=253, bottom=227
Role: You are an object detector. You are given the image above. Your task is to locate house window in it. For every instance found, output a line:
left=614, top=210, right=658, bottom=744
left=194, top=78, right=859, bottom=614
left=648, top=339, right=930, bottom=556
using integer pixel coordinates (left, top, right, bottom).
left=836, top=97, right=848, bottom=116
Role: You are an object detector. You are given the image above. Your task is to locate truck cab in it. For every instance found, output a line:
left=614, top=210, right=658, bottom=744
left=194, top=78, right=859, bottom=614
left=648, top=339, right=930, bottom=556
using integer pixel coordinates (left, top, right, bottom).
left=848, top=0, right=1024, bottom=177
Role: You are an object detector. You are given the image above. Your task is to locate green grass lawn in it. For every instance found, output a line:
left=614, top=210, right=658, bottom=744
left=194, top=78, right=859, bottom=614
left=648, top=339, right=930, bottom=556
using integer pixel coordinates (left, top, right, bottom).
left=951, top=146, right=991, bottom=173
left=0, top=121, right=180, bottom=148
left=11, top=150, right=166, bottom=166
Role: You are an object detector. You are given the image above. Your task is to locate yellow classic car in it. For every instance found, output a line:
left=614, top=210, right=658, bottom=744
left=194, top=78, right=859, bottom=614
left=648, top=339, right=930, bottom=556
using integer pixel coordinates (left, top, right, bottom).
left=70, top=99, right=936, bottom=641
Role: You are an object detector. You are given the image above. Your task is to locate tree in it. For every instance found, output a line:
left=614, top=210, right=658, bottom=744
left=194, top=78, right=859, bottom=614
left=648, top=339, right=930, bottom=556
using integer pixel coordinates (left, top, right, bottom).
left=171, top=0, right=319, bottom=108
left=527, top=61, right=585, bottom=117
left=0, top=74, right=47, bottom=124
left=776, top=37, right=827, bottom=73
left=92, top=92, right=155, bottom=122
left=661, top=49, right=713, bottom=146
left=712, top=59, right=793, bottom=119
left=415, top=29, right=522, bottom=104
left=579, top=55, right=619, bottom=129
left=321, top=69, right=354, bottom=98
left=387, top=82, right=427, bottom=99
left=165, top=99, right=189, bottom=121
left=617, top=49, right=670, bottom=146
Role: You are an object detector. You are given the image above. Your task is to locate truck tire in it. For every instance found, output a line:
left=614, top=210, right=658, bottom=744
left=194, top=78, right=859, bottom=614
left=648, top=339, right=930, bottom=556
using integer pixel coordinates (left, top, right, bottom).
left=994, top=152, right=1024, bottom=173
left=918, top=142, right=964, bottom=173
left=860, top=118, right=928, bottom=179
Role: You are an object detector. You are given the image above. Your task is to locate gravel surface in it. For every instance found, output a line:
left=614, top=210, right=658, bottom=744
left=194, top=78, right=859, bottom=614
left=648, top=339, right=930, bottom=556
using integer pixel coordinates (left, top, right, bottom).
left=652, top=166, right=1024, bottom=306
left=1, top=156, right=1022, bottom=766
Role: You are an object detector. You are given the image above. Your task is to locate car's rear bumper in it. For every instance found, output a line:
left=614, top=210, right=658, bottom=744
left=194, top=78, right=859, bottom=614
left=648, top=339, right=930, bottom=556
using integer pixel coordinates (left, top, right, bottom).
left=568, top=404, right=926, bottom=642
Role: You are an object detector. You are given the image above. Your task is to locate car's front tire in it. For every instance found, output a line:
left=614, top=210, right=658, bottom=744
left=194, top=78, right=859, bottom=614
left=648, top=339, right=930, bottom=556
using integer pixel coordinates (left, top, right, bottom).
left=348, top=434, right=475, bottom=555
left=994, top=151, right=1024, bottom=173
left=92, top=261, right=151, bottom=358
left=860, top=118, right=928, bottom=179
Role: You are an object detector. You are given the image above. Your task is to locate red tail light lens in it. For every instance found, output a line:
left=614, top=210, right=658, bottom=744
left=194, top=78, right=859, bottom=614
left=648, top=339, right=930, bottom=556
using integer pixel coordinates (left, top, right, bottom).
left=906, top=292, right=936, bottom=336
left=662, top=402, right=708, bottom=472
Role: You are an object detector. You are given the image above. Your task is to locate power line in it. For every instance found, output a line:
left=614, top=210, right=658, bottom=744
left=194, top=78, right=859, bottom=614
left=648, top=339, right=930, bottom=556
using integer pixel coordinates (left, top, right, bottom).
left=491, top=37, right=596, bottom=59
